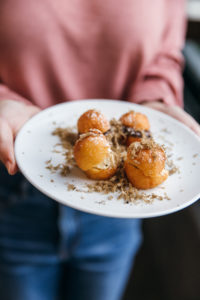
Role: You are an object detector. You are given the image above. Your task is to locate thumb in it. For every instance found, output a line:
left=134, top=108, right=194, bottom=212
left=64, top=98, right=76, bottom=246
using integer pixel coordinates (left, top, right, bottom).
left=0, top=118, right=18, bottom=175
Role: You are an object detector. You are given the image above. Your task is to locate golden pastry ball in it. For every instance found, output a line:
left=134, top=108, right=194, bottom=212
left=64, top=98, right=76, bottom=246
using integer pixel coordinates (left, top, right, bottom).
left=78, top=109, right=110, bottom=134
left=74, top=130, right=117, bottom=180
left=124, top=141, right=168, bottom=189
left=120, top=110, right=150, bottom=131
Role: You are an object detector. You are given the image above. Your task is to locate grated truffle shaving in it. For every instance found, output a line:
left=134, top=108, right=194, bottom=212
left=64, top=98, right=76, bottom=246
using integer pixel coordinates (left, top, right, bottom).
left=45, top=115, right=177, bottom=203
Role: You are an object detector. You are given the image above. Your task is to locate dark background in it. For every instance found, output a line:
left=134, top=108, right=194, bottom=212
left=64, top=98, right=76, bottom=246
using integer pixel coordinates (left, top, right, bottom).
left=123, top=19, right=200, bottom=300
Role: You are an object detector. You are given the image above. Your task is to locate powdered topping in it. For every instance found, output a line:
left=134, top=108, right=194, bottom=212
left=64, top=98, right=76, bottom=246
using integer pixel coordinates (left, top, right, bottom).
left=120, top=110, right=136, bottom=126
left=85, top=109, right=102, bottom=121
left=75, top=129, right=110, bottom=152
left=128, top=139, right=162, bottom=161
left=78, top=109, right=110, bottom=133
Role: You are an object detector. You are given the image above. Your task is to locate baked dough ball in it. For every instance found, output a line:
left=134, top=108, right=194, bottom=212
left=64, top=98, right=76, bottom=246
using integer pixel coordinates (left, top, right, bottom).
left=78, top=109, right=110, bottom=134
left=120, top=111, right=151, bottom=146
left=120, top=110, right=150, bottom=130
left=74, top=129, right=117, bottom=180
left=125, top=164, right=168, bottom=190
left=124, top=140, right=168, bottom=189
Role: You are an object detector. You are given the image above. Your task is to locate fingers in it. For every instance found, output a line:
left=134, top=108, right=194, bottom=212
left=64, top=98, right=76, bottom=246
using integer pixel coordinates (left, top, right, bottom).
left=0, top=101, right=40, bottom=175
left=0, top=100, right=41, bottom=137
left=0, top=117, right=18, bottom=175
left=143, top=102, right=200, bottom=137
left=182, top=113, right=200, bottom=136
left=166, top=106, right=200, bottom=137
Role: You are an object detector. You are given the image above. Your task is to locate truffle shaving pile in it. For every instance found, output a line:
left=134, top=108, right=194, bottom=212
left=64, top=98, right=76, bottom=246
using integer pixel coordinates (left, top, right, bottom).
left=46, top=119, right=174, bottom=203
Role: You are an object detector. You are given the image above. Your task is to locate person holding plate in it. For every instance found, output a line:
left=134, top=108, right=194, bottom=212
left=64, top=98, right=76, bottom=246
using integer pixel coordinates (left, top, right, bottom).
left=0, top=0, right=199, bottom=300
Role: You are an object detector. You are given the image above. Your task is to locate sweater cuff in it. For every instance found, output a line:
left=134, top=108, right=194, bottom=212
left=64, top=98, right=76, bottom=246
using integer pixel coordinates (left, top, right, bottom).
left=128, top=78, right=183, bottom=108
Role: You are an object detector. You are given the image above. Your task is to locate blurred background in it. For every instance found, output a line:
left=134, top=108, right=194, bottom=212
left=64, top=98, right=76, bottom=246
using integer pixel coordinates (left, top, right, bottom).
left=0, top=1, right=199, bottom=300
left=123, top=1, right=200, bottom=299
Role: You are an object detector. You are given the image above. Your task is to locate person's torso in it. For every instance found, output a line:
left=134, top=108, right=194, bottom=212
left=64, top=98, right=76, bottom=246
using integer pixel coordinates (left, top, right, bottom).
left=0, top=0, right=167, bottom=108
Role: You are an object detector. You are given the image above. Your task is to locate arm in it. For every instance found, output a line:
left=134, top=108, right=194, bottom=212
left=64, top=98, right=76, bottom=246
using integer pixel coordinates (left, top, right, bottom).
left=129, top=0, right=186, bottom=107
left=129, top=0, right=200, bottom=136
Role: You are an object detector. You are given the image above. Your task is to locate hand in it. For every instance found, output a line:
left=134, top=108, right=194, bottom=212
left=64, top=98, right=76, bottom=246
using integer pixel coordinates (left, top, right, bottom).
left=0, top=100, right=40, bottom=175
left=142, top=101, right=200, bottom=137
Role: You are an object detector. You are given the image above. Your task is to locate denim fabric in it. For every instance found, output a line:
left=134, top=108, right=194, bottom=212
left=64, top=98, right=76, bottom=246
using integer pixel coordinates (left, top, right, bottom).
left=0, top=166, right=142, bottom=300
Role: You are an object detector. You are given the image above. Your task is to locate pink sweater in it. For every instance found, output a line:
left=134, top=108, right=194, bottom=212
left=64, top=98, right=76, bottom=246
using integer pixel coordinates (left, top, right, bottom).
left=0, top=0, right=186, bottom=109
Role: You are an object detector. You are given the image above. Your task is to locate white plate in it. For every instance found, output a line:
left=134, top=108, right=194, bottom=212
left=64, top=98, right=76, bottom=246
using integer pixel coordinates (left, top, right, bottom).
left=15, top=100, right=200, bottom=218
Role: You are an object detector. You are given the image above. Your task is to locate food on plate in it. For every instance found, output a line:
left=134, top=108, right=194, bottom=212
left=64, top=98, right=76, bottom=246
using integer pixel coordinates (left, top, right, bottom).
left=124, top=140, right=168, bottom=189
left=120, top=110, right=151, bottom=146
left=77, top=109, right=110, bottom=134
left=49, top=108, right=174, bottom=202
left=74, top=129, right=117, bottom=180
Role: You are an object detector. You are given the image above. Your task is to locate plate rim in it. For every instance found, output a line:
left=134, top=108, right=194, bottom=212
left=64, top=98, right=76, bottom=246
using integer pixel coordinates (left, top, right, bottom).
left=14, top=99, right=200, bottom=218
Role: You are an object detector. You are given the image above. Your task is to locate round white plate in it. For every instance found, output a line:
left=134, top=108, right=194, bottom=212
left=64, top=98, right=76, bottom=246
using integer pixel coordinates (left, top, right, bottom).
left=15, top=100, right=200, bottom=218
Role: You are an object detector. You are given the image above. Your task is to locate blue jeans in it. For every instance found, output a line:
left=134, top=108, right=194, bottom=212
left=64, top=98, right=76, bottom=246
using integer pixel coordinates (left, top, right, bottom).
left=0, top=165, right=142, bottom=300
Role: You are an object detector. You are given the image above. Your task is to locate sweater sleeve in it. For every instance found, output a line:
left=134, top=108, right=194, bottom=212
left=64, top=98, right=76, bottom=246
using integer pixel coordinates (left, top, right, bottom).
left=0, top=82, right=32, bottom=105
left=128, top=0, right=187, bottom=107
